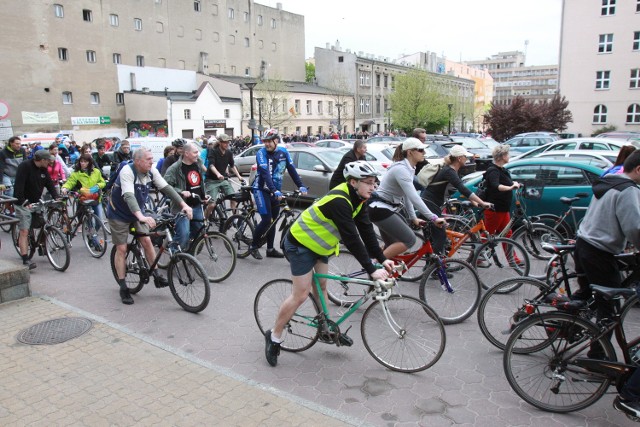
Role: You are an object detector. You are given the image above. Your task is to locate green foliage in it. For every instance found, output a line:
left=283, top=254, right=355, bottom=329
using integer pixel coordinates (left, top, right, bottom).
left=483, top=95, right=573, bottom=141
left=591, top=125, right=617, bottom=136
left=388, top=70, right=449, bottom=133
left=305, top=62, right=316, bottom=83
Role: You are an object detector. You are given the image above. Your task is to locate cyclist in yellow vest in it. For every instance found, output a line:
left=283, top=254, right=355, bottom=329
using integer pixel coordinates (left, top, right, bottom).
left=264, top=161, right=394, bottom=366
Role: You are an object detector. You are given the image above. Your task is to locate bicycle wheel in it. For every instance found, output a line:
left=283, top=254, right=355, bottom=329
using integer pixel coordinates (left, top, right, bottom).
left=190, top=232, right=237, bottom=283
left=621, top=295, right=640, bottom=342
left=223, top=214, right=254, bottom=258
left=472, top=237, right=530, bottom=289
left=327, top=251, right=368, bottom=307
left=511, top=224, right=564, bottom=280
left=477, top=277, right=551, bottom=351
left=167, top=252, right=210, bottom=313
left=361, top=295, right=446, bottom=373
left=419, top=258, right=481, bottom=324
left=44, top=226, right=70, bottom=272
left=81, top=213, right=108, bottom=258
left=109, top=244, right=145, bottom=294
left=398, top=232, right=430, bottom=282
left=503, top=312, right=615, bottom=413
left=254, top=279, right=320, bottom=352
left=536, top=214, right=572, bottom=240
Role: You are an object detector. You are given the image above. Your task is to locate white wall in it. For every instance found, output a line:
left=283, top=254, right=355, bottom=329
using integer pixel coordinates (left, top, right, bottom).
left=117, top=65, right=197, bottom=92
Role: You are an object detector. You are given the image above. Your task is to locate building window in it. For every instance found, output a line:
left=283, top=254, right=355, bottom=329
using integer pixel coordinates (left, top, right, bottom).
left=598, top=33, right=613, bottom=53
left=365, top=98, right=371, bottom=114
left=306, top=100, right=312, bottom=115
left=595, top=70, right=610, bottom=89
left=136, top=55, right=144, bottom=67
left=86, top=50, right=96, bottom=63
left=194, top=0, right=201, bottom=12
left=375, top=98, right=381, bottom=114
left=317, top=101, right=323, bottom=115
left=328, top=101, right=334, bottom=115
left=58, top=48, right=68, bottom=61
left=224, top=109, right=230, bottom=118
left=628, top=104, right=640, bottom=123
left=359, top=72, right=371, bottom=87
left=244, top=67, right=250, bottom=76
left=184, top=109, right=191, bottom=120
left=637, top=0, right=640, bottom=12
left=195, top=29, right=202, bottom=40
left=110, top=14, right=119, bottom=27
left=244, top=12, right=249, bottom=22
left=376, top=74, right=381, bottom=87
left=230, top=65, right=236, bottom=74
left=83, top=9, right=92, bottom=22
left=271, top=18, right=277, bottom=29
left=359, top=98, right=365, bottom=114
left=593, top=104, right=607, bottom=123
left=631, top=69, right=640, bottom=88
left=134, top=18, right=142, bottom=31
left=90, top=92, right=100, bottom=105
left=157, top=22, right=164, bottom=33
left=62, top=91, right=73, bottom=104
left=113, top=53, right=121, bottom=64
left=116, top=93, right=124, bottom=105
left=54, top=4, right=64, bottom=18
left=384, top=75, right=388, bottom=88
left=601, top=0, right=616, bottom=15
left=634, top=31, right=640, bottom=51
left=228, top=8, right=234, bottom=19
left=244, top=37, right=250, bottom=47
left=257, top=15, right=263, bottom=26
left=294, top=100, right=300, bottom=114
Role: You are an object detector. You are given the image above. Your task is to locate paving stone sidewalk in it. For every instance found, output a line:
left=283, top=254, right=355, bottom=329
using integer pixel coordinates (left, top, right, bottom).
left=0, top=297, right=355, bottom=426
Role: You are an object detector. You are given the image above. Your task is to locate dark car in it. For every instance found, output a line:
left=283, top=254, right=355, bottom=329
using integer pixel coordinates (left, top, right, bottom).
left=427, top=141, right=476, bottom=176
left=450, top=136, right=493, bottom=171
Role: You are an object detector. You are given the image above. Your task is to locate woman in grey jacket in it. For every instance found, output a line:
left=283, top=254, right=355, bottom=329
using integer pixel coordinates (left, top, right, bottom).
left=369, top=138, right=447, bottom=259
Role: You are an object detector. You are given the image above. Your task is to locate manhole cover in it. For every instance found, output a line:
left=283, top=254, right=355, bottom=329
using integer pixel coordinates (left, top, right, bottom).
left=17, top=317, right=92, bottom=345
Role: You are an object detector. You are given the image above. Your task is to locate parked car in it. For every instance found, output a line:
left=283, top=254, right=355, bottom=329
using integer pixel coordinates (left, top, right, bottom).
left=234, top=143, right=306, bottom=175
left=534, top=150, right=617, bottom=169
left=450, top=136, right=493, bottom=170
left=503, top=135, right=558, bottom=154
left=315, top=139, right=354, bottom=149
left=595, top=131, right=640, bottom=147
left=427, top=141, right=476, bottom=176
left=514, top=137, right=625, bottom=160
left=453, top=132, right=482, bottom=138
left=365, top=136, right=404, bottom=144
left=514, top=131, right=561, bottom=140
left=456, top=159, right=603, bottom=217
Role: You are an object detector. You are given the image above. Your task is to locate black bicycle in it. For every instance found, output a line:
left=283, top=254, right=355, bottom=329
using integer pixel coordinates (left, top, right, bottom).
left=109, top=212, right=210, bottom=313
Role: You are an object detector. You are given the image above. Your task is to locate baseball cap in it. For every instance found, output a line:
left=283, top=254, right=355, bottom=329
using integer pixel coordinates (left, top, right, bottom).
left=402, top=137, right=427, bottom=151
left=34, top=150, right=53, bottom=161
left=217, top=133, right=231, bottom=142
left=449, top=145, right=473, bottom=157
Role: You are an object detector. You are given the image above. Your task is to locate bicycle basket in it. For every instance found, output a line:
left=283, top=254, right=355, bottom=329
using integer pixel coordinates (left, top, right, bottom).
left=521, top=179, right=544, bottom=200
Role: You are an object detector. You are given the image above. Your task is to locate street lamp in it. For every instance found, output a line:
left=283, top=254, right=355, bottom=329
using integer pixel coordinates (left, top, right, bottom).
left=256, top=97, right=264, bottom=133
left=447, top=103, right=453, bottom=135
left=336, top=103, right=343, bottom=134
left=245, top=81, right=257, bottom=144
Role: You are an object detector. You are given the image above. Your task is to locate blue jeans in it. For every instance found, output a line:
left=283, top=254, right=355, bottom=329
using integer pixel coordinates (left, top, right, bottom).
left=173, top=205, right=204, bottom=250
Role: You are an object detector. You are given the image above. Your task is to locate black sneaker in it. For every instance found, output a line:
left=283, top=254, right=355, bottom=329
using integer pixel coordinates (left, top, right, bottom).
left=266, top=248, right=285, bottom=258
left=23, top=260, right=36, bottom=270
left=250, top=248, right=263, bottom=260
left=153, top=274, right=169, bottom=288
left=120, top=288, right=134, bottom=305
left=264, top=330, right=280, bottom=367
left=613, top=396, right=640, bottom=420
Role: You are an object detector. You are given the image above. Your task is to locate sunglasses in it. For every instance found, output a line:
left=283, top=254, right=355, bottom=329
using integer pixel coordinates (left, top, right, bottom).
left=413, top=148, right=425, bottom=153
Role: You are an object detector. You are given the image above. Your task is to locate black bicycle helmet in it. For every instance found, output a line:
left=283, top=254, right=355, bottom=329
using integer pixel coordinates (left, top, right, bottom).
left=172, top=138, right=187, bottom=148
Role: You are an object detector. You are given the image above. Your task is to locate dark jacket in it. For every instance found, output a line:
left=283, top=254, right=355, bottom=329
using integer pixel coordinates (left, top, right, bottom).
left=14, top=160, right=58, bottom=205
left=484, top=164, right=514, bottom=212
left=329, top=149, right=363, bottom=189
left=0, top=146, right=27, bottom=178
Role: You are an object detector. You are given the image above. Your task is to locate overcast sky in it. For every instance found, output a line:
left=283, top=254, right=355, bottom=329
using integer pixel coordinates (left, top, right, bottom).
left=264, top=0, right=562, bottom=66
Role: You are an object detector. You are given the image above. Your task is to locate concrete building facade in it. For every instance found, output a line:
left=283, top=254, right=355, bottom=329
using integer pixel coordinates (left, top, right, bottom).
left=0, top=0, right=304, bottom=142
left=559, top=0, right=640, bottom=135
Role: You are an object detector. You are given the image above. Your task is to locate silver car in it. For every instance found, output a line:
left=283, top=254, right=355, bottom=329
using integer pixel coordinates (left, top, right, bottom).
left=234, top=144, right=264, bottom=175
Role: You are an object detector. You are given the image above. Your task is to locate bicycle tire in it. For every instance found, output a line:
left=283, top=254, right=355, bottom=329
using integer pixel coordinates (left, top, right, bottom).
left=471, top=237, right=530, bottom=289
left=223, top=214, right=254, bottom=258
left=360, top=295, right=446, bottom=373
left=44, top=226, right=71, bottom=272
left=419, top=258, right=481, bottom=324
left=503, top=312, right=615, bottom=413
left=535, top=214, right=573, bottom=240
left=254, top=279, right=320, bottom=352
left=511, top=223, right=564, bottom=280
left=167, top=252, right=211, bottom=313
left=398, top=232, right=430, bottom=282
left=477, top=277, right=551, bottom=351
left=326, top=251, right=368, bottom=307
left=621, top=295, right=640, bottom=344
left=81, top=213, right=108, bottom=258
left=109, top=244, right=145, bottom=294
left=190, top=232, right=237, bottom=283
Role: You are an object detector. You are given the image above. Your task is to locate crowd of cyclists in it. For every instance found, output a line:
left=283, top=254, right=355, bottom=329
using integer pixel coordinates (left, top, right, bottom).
left=1, top=126, right=640, bottom=420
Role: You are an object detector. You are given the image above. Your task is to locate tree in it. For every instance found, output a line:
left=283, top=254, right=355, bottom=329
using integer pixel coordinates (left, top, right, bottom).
left=255, top=78, right=296, bottom=130
left=305, top=62, right=315, bottom=84
left=483, top=95, right=573, bottom=141
left=388, top=70, right=449, bottom=134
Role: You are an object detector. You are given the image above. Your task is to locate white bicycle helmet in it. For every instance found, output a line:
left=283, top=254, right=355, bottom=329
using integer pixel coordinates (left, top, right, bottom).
left=262, top=128, right=279, bottom=141
left=343, top=161, right=381, bottom=180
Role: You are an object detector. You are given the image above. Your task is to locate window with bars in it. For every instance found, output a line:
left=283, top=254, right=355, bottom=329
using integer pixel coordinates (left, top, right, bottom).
left=598, top=33, right=613, bottom=53
left=113, top=53, right=121, bottom=64
left=90, top=92, right=100, bottom=105
left=116, top=93, right=124, bottom=105
left=627, top=104, right=640, bottom=123
left=58, top=48, right=68, bottom=61
left=593, top=105, right=607, bottom=123
left=601, top=0, right=616, bottom=16
left=631, top=69, right=640, bottom=89
left=86, top=50, right=97, bottom=63
left=83, top=9, right=92, bottom=22
left=194, top=0, right=201, bottom=12
left=62, top=92, right=73, bottom=104
left=595, top=70, right=610, bottom=89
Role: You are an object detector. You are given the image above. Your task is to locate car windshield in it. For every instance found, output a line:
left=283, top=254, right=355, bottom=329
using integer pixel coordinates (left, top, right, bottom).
left=315, top=150, right=344, bottom=167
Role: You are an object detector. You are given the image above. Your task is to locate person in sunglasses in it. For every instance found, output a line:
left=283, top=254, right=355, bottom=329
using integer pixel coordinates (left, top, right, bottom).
left=369, top=137, right=446, bottom=259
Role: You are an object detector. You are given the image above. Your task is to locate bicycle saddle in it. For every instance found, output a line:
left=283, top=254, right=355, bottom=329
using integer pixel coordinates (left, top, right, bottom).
left=542, top=242, right=576, bottom=255
left=590, top=284, right=637, bottom=301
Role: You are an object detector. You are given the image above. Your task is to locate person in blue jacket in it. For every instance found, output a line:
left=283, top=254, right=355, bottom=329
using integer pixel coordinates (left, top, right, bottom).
left=248, top=128, right=307, bottom=259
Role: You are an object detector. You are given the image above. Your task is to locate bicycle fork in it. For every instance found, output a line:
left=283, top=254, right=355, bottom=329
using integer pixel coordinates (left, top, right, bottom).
left=434, top=258, right=455, bottom=293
